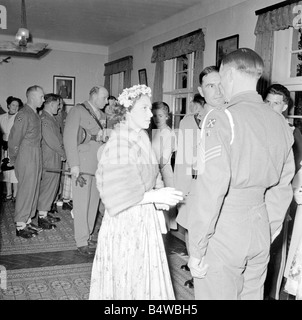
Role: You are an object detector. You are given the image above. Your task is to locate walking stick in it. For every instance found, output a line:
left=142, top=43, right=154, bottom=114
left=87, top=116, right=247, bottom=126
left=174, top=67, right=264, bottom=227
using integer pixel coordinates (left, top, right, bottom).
left=44, top=168, right=94, bottom=187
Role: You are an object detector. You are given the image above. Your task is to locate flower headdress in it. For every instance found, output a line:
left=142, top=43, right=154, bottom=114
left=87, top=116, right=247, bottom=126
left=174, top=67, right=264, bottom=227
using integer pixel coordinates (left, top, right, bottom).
left=118, top=84, right=152, bottom=108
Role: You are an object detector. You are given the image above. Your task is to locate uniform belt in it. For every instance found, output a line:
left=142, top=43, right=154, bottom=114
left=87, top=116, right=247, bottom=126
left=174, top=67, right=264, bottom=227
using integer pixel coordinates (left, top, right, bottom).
left=224, top=188, right=265, bottom=206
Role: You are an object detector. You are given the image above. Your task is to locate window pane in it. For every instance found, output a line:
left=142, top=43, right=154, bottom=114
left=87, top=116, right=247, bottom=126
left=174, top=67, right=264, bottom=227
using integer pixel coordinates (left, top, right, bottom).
left=175, top=71, right=188, bottom=89
left=176, top=54, right=188, bottom=72
left=291, top=28, right=302, bottom=77
left=290, top=52, right=302, bottom=77
left=173, top=97, right=186, bottom=128
left=293, top=91, right=302, bottom=132
left=175, top=97, right=187, bottom=114
left=292, top=28, right=302, bottom=51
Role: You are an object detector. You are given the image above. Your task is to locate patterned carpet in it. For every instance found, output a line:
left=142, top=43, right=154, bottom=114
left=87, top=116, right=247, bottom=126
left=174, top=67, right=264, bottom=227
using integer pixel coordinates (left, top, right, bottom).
left=0, top=201, right=77, bottom=255
left=0, top=263, right=92, bottom=300
left=0, top=253, right=194, bottom=300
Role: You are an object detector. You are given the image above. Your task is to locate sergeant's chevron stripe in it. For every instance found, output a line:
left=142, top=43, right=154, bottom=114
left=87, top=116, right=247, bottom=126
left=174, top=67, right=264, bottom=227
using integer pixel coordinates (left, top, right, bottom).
left=199, top=145, right=222, bottom=162
left=205, top=145, right=222, bottom=162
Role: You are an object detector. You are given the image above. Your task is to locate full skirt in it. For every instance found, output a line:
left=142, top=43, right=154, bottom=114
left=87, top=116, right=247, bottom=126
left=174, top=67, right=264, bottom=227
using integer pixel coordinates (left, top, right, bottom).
left=89, top=203, right=175, bottom=300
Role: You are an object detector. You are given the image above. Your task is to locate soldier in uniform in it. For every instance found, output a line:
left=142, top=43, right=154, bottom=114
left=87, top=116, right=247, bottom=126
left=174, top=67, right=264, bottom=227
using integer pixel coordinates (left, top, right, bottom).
left=63, top=85, right=108, bottom=256
left=37, top=94, right=66, bottom=229
left=8, top=85, right=45, bottom=239
left=174, top=66, right=224, bottom=288
left=178, top=48, right=295, bottom=300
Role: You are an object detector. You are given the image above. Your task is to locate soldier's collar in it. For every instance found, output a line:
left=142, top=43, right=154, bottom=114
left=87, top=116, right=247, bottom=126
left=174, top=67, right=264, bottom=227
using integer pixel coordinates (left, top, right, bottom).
left=227, top=90, right=262, bottom=108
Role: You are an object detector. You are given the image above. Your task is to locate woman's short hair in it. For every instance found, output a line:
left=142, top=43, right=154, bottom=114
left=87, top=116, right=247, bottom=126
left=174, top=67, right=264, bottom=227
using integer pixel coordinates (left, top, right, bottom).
left=6, top=96, right=23, bottom=108
left=151, top=101, right=170, bottom=116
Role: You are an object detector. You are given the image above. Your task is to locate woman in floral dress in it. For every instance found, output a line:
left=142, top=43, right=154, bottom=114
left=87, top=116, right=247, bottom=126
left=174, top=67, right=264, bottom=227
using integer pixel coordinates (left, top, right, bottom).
left=89, top=85, right=183, bottom=300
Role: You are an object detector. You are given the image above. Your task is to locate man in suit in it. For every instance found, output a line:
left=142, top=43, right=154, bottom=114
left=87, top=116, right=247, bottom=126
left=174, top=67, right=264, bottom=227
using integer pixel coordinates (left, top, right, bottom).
left=179, top=48, right=295, bottom=299
left=37, top=94, right=66, bottom=229
left=63, top=85, right=108, bottom=256
left=8, top=85, right=44, bottom=239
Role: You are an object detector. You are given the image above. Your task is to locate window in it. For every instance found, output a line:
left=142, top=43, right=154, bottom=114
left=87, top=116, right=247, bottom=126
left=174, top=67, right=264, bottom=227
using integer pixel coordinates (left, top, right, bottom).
left=272, top=28, right=302, bottom=131
left=290, top=28, right=302, bottom=78
left=163, top=52, right=195, bottom=129
left=110, top=72, right=124, bottom=98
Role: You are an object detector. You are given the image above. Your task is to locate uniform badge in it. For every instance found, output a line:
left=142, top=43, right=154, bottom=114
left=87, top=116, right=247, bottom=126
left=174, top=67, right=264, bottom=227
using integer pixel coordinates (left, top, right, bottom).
left=206, top=118, right=216, bottom=128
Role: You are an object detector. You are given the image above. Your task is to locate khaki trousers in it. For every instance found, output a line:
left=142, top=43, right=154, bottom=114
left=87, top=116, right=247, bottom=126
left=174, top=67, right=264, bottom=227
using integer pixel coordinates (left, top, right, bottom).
left=194, top=189, right=270, bottom=300
left=72, top=175, right=100, bottom=247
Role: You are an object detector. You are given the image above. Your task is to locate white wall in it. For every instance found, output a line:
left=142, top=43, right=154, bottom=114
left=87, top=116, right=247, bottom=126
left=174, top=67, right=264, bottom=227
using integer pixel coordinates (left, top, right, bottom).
left=0, top=38, right=108, bottom=111
left=108, top=0, right=281, bottom=93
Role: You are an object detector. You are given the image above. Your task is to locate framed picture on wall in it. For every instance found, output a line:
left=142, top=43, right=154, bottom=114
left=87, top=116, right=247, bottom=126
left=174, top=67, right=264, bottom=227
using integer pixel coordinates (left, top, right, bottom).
left=138, top=69, right=148, bottom=86
left=216, top=34, right=239, bottom=67
left=53, top=75, right=75, bottom=105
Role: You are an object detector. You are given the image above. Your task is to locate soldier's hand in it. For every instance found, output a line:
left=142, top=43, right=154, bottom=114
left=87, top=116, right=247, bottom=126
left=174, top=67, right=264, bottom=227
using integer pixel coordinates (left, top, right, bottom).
left=188, top=256, right=209, bottom=279
left=70, top=166, right=80, bottom=178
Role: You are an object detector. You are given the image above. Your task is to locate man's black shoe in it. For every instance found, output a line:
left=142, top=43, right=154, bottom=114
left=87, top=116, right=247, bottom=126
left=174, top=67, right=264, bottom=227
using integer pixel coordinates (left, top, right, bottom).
left=88, top=238, right=97, bottom=248
left=62, top=201, right=73, bottom=211
left=47, top=212, right=61, bottom=222
left=181, top=263, right=190, bottom=271
left=77, top=245, right=95, bottom=256
left=50, top=202, right=58, bottom=213
left=184, top=278, right=194, bottom=288
left=38, top=216, right=56, bottom=229
left=27, top=222, right=43, bottom=233
left=16, top=226, right=37, bottom=238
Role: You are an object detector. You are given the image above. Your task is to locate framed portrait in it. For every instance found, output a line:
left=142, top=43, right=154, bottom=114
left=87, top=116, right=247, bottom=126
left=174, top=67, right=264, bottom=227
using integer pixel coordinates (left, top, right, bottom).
left=216, top=34, right=239, bottom=67
left=138, top=68, right=148, bottom=86
left=53, top=75, right=75, bottom=105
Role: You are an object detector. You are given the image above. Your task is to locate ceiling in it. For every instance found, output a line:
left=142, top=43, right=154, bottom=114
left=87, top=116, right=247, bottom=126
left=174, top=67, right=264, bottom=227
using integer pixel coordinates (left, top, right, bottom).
left=1, top=0, right=203, bottom=46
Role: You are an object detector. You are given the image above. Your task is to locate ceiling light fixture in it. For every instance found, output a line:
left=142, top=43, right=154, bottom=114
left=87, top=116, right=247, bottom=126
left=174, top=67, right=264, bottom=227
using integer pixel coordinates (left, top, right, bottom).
left=0, top=0, right=49, bottom=58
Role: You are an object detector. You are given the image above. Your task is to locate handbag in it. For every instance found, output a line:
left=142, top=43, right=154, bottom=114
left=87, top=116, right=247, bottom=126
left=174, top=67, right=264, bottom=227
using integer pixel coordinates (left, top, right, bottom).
left=1, top=149, right=14, bottom=171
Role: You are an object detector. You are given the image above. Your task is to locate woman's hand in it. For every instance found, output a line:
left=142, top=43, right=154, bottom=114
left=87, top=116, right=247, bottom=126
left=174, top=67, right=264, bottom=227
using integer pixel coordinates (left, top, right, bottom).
left=151, top=187, right=183, bottom=207
left=154, top=203, right=170, bottom=211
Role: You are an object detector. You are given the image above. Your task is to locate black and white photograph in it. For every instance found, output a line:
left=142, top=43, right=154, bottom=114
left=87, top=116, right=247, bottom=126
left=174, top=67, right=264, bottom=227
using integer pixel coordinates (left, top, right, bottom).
left=53, top=75, right=75, bottom=105
left=0, top=0, right=301, bottom=303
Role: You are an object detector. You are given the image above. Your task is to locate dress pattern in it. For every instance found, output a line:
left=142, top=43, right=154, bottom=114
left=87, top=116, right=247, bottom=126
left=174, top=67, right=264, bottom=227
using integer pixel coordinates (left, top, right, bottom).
left=89, top=123, right=175, bottom=300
